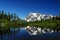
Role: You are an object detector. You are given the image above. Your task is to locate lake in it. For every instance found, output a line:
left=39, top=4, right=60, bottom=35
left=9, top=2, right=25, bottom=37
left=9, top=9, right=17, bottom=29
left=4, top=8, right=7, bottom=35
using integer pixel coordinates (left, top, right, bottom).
left=0, top=27, right=60, bottom=40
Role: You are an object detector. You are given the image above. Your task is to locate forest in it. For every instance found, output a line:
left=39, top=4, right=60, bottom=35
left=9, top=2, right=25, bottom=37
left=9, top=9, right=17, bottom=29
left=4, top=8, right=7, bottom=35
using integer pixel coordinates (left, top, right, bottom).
left=0, top=11, right=60, bottom=30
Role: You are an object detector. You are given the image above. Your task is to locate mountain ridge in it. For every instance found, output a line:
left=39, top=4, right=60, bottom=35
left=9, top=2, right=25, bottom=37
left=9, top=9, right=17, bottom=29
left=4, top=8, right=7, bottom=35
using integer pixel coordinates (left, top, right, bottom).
left=25, top=12, right=53, bottom=22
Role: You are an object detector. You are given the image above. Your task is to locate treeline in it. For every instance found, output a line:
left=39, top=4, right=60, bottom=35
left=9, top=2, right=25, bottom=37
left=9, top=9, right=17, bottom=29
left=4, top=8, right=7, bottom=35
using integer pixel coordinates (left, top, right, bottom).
left=0, top=10, right=60, bottom=30
left=0, top=11, right=24, bottom=28
left=27, top=14, right=60, bottom=30
left=0, top=11, right=20, bottom=21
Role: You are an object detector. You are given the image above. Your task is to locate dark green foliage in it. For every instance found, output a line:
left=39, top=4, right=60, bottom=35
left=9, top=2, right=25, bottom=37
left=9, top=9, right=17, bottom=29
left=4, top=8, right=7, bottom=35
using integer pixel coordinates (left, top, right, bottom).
left=0, top=10, right=60, bottom=30
left=0, top=11, right=24, bottom=28
left=0, top=11, right=20, bottom=21
left=27, top=15, right=60, bottom=29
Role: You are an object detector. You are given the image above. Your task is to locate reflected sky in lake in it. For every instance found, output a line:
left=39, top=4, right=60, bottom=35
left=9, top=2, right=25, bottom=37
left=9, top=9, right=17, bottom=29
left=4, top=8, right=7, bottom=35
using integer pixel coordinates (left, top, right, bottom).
left=0, top=28, right=60, bottom=40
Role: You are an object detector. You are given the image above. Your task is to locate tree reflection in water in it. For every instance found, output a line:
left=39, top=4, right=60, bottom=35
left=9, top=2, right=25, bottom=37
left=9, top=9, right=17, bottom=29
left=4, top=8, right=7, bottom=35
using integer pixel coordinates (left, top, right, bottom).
left=0, top=28, right=20, bottom=40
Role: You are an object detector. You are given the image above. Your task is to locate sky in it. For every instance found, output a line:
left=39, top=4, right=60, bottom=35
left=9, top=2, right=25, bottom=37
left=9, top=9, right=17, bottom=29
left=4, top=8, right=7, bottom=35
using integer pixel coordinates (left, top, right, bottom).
left=0, top=0, right=60, bottom=19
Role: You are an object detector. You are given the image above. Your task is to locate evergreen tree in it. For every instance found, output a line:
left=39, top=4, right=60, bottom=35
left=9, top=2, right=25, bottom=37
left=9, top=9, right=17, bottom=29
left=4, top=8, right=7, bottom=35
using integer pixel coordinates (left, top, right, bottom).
left=0, top=11, right=1, bottom=19
left=5, top=12, right=7, bottom=20
left=1, top=11, right=4, bottom=19
left=8, top=12, right=11, bottom=21
left=10, top=14, right=13, bottom=20
left=14, top=13, right=16, bottom=20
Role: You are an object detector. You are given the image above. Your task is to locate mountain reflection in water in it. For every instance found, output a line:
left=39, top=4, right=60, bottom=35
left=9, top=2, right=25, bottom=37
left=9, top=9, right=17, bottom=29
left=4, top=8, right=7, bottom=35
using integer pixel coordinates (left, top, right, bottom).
left=0, top=28, right=60, bottom=40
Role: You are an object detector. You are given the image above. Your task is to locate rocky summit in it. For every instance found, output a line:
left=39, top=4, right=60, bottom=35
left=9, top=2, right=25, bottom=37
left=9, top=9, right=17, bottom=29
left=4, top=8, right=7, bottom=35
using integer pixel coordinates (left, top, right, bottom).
left=25, top=12, right=53, bottom=22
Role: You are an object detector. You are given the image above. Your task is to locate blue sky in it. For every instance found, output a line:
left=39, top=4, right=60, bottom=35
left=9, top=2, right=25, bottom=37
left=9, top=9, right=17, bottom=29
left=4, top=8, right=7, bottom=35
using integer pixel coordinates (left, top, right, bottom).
left=0, top=0, right=60, bottom=19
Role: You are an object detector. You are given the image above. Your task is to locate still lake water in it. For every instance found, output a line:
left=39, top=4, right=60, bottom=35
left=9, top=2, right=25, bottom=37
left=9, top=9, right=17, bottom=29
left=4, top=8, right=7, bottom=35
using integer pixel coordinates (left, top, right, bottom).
left=0, top=28, right=60, bottom=40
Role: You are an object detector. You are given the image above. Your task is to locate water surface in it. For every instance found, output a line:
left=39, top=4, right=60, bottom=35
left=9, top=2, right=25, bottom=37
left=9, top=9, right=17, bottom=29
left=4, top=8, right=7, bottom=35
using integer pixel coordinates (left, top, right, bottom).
left=0, top=28, right=60, bottom=40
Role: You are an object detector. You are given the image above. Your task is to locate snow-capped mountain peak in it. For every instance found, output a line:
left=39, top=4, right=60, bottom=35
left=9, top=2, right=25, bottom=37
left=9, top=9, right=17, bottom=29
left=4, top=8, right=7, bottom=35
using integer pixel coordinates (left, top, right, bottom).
left=25, top=12, right=53, bottom=22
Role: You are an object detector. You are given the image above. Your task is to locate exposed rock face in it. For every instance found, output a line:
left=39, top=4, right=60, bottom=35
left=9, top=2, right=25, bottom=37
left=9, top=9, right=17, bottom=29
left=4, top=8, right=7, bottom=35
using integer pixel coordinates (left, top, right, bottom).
left=25, top=12, right=53, bottom=22
left=24, top=26, right=55, bottom=35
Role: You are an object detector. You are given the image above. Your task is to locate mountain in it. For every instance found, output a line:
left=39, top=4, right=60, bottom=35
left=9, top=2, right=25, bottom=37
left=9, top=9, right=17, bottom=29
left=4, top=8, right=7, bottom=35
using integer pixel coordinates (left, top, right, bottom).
left=25, top=12, right=53, bottom=22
